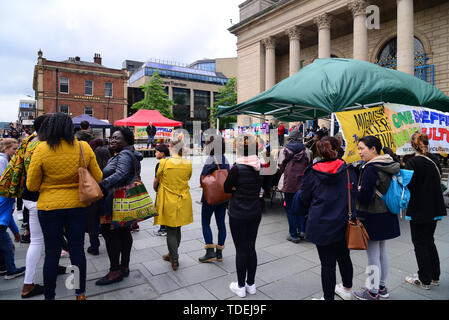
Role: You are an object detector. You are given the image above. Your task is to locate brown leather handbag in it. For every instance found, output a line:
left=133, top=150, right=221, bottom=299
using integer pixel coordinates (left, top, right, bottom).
left=78, top=142, right=103, bottom=204
left=345, top=169, right=370, bottom=250
left=200, top=156, right=231, bottom=205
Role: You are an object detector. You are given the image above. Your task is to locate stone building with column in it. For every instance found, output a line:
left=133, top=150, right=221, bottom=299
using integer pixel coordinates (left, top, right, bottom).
left=230, top=0, right=449, bottom=127
left=125, top=57, right=237, bottom=133
left=33, top=50, right=128, bottom=124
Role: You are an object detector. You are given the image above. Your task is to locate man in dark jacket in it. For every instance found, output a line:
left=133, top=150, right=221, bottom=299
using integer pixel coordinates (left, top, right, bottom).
left=75, top=121, right=93, bottom=142
left=146, top=122, right=157, bottom=148
left=278, top=130, right=310, bottom=243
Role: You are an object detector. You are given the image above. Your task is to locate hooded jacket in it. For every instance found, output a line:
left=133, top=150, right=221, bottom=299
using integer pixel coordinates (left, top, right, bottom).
left=224, top=156, right=262, bottom=220
left=278, top=141, right=309, bottom=194
left=300, top=159, right=357, bottom=246
left=355, top=154, right=400, bottom=214
left=99, top=146, right=143, bottom=216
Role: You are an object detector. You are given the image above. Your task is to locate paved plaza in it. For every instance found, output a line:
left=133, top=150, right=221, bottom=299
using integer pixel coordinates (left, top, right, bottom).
left=1, top=155, right=449, bottom=300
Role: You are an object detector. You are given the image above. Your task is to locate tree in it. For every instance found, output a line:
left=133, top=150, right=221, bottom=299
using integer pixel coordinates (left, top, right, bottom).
left=131, top=69, right=175, bottom=118
left=209, top=77, right=237, bottom=129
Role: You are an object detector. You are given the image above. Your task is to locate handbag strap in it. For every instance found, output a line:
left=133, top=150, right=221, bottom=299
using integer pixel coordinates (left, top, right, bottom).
left=416, top=154, right=441, bottom=178
left=79, top=142, right=87, bottom=169
left=346, top=169, right=352, bottom=219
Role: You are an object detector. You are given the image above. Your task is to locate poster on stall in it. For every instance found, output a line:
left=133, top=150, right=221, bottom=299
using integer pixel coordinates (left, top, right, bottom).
left=134, top=126, right=174, bottom=140
left=335, top=105, right=395, bottom=163
left=384, top=103, right=449, bottom=155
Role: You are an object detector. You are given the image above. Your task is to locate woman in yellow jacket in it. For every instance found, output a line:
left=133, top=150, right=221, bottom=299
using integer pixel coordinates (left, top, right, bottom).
left=27, top=113, right=102, bottom=300
left=154, top=138, right=193, bottom=270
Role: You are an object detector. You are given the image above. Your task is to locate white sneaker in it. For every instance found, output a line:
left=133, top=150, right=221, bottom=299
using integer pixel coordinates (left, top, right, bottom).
left=335, top=283, right=352, bottom=300
left=312, top=297, right=324, bottom=300
left=245, top=283, right=256, bottom=295
left=229, top=282, right=246, bottom=298
left=16, top=210, right=23, bottom=221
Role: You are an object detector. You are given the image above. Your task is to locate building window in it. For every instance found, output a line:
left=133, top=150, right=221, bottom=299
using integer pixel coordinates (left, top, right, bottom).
left=194, top=90, right=210, bottom=119
left=60, top=77, right=69, bottom=93
left=172, top=87, right=191, bottom=120
left=84, top=107, right=93, bottom=117
left=376, top=36, right=426, bottom=69
left=60, top=106, right=69, bottom=114
left=85, top=80, right=93, bottom=96
left=105, top=82, right=113, bottom=97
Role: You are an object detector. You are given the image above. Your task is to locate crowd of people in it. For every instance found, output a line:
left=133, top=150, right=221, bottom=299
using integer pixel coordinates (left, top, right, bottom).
left=0, top=114, right=446, bottom=301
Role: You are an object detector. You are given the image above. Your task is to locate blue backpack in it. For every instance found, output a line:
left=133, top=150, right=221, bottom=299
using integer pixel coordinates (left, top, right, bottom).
left=377, top=169, right=414, bottom=217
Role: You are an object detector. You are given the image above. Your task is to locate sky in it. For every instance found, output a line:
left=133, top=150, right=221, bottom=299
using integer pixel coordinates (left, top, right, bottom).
left=0, top=0, right=242, bottom=122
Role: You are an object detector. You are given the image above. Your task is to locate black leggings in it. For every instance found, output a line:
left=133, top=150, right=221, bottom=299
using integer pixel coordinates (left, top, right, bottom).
left=101, top=224, right=133, bottom=271
left=229, top=216, right=261, bottom=288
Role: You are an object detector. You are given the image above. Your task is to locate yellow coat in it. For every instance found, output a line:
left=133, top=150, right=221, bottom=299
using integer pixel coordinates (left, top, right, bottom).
left=154, top=155, right=193, bottom=227
left=27, top=139, right=103, bottom=211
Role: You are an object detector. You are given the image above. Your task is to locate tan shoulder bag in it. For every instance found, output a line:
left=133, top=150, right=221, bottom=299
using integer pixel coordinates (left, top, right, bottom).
left=78, top=141, right=103, bottom=203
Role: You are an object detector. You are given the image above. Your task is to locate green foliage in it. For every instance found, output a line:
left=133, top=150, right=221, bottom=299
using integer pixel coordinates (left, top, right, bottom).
left=131, top=69, right=174, bottom=118
left=209, top=77, right=237, bottom=129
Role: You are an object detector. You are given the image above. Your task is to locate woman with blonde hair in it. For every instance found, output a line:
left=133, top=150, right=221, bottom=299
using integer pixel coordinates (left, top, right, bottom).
left=154, top=137, right=193, bottom=271
left=404, top=132, right=446, bottom=289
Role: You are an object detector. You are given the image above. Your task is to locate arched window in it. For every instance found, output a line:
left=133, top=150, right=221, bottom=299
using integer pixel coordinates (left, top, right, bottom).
left=376, top=36, right=426, bottom=69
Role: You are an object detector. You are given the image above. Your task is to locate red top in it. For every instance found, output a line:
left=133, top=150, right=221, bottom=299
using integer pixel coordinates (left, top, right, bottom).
left=278, top=125, right=285, bottom=135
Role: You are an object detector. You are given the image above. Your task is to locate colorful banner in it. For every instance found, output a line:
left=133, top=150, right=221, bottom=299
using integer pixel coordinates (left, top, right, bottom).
left=134, top=126, right=174, bottom=140
left=384, top=103, right=449, bottom=155
left=335, top=106, right=395, bottom=163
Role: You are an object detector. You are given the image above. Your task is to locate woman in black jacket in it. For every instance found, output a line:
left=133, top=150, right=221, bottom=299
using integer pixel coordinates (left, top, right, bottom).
left=224, top=134, right=262, bottom=298
left=404, top=132, right=446, bottom=289
left=300, top=136, right=355, bottom=300
left=96, top=127, right=143, bottom=286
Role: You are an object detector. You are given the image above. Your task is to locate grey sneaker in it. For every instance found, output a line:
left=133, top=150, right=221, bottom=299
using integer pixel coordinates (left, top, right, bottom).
left=378, top=286, right=389, bottom=299
left=286, top=235, right=301, bottom=243
left=405, top=274, right=430, bottom=290
left=4, top=267, right=26, bottom=280
left=352, top=288, right=379, bottom=300
left=431, top=280, right=440, bottom=286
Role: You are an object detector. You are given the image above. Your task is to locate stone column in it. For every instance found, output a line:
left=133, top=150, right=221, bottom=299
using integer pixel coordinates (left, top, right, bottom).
left=349, top=0, right=369, bottom=61
left=262, top=37, right=276, bottom=89
left=286, top=26, right=301, bottom=76
left=314, top=13, right=333, bottom=58
left=397, top=0, right=414, bottom=75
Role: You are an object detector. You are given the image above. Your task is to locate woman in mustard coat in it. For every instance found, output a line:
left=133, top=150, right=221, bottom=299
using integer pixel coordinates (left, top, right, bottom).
left=154, top=138, right=192, bottom=270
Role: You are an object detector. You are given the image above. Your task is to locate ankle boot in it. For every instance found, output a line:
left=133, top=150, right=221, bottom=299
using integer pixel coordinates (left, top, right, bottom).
left=198, top=244, right=216, bottom=263
left=216, top=244, right=225, bottom=262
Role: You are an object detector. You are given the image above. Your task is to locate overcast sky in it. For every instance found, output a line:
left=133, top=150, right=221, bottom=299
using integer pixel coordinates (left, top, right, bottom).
left=0, top=0, right=242, bottom=122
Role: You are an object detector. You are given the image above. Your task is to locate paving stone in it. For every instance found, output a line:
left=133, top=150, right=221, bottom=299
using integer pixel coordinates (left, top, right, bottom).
left=142, top=253, right=199, bottom=276
left=256, top=255, right=316, bottom=283
left=258, top=270, right=322, bottom=300
left=262, top=240, right=312, bottom=258
left=167, top=263, right=228, bottom=287
left=388, top=285, right=432, bottom=300
left=147, top=273, right=181, bottom=295
left=157, top=284, right=218, bottom=300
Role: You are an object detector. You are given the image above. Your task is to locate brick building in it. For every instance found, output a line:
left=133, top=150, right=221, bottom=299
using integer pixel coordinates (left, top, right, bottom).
left=33, top=50, right=128, bottom=124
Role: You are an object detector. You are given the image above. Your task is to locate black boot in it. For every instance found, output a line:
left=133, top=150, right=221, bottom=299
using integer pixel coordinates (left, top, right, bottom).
left=215, top=245, right=225, bottom=262
left=198, top=245, right=216, bottom=263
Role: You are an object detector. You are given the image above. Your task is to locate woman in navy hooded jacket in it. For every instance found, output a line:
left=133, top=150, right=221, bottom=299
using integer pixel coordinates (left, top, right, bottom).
left=300, top=136, right=355, bottom=300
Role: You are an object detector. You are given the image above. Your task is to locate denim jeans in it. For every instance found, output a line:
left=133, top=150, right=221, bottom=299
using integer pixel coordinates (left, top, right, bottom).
left=201, top=202, right=227, bottom=246
left=147, top=135, right=154, bottom=148
left=38, top=207, right=89, bottom=300
left=0, top=225, right=17, bottom=273
left=284, top=192, right=306, bottom=239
